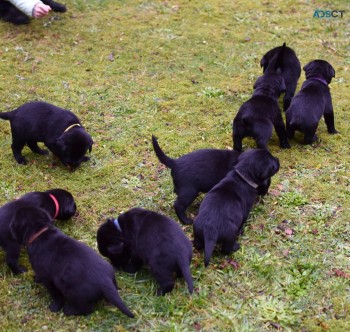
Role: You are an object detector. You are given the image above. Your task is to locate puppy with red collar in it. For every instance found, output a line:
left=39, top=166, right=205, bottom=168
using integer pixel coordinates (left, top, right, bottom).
left=9, top=207, right=134, bottom=317
left=0, top=188, right=76, bottom=274
left=0, top=101, right=93, bottom=168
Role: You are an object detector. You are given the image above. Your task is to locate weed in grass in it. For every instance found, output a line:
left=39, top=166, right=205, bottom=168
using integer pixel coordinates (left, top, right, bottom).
left=198, top=86, right=225, bottom=98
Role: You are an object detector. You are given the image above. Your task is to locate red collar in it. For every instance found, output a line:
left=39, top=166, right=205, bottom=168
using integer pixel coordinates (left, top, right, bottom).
left=49, top=194, right=59, bottom=219
left=27, top=227, right=49, bottom=246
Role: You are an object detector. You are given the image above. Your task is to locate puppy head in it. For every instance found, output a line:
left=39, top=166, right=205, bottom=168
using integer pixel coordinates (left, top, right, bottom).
left=235, top=149, right=280, bottom=185
left=260, top=55, right=268, bottom=72
left=56, top=129, right=93, bottom=168
left=45, top=189, right=77, bottom=220
left=97, top=218, right=128, bottom=268
left=303, top=60, right=335, bottom=84
left=260, top=48, right=278, bottom=72
left=260, top=43, right=286, bottom=73
left=9, top=207, right=52, bottom=245
left=253, top=73, right=286, bottom=98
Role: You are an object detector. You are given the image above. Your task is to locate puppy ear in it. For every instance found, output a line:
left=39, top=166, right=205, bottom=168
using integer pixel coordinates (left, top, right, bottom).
left=56, top=137, right=67, bottom=153
left=260, top=56, right=267, bottom=72
left=253, top=76, right=262, bottom=89
left=9, top=219, right=20, bottom=242
left=89, top=139, right=93, bottom=153
left=108, top=243, right=125, bottom=255
left=327, top=64, right=335, bottom=78
left=302, top=62, right=310, bottom=72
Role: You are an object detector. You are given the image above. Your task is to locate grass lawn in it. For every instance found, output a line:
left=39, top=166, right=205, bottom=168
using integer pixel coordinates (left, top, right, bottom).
left=0, top=0, right=349, bottom=331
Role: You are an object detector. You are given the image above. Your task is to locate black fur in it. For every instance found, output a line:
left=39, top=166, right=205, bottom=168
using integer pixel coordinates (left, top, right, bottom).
left=193, top=149, right=279, bottom=267
left=260, top=43, right=301, bottom=111
left=97, top=207, right=194, bottom=296
left=152, top=136, right=270, bottom=224
left=152, top=135, right=241, bottom=225
left=0, top=0, right=66, bottom=25
left=0, top=188, right=76, bottom=274
left=232, top=72, right=290, bottom=151
left=286, top=60, right=337, bottom=144
left=9, top=207, right=134, bottom=317
left=0, top=101, right=93, bottom=168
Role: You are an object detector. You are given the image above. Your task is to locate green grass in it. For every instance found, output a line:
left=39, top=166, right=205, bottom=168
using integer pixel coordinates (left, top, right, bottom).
left=0, top=0, right=349, bottom=330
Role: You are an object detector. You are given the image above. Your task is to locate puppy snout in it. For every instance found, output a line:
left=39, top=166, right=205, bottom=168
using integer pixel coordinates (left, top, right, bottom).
left=273, top=158, right=280, bottom=172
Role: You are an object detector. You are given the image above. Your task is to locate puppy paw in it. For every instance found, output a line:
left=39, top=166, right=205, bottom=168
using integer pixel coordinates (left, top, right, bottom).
left=49, top=300, right=63, bottom=312
left=232, top=242, right=240, bottom=252
left=15, top=157, right=27, bottom=165
left=82, top=156, right=90, bottom=162
left=51, top=4, right=67, bottom=12
left=280, top=142, right=291, bottom=149
left=329, top=129, right=339, bottom=134
left=11, top=265, right=27, bottom=274
left=37, top=149, right=49, bottom=155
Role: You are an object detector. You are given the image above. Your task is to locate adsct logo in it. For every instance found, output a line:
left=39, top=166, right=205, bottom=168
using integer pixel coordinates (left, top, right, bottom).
left=313, top=10, right=345, bottom=18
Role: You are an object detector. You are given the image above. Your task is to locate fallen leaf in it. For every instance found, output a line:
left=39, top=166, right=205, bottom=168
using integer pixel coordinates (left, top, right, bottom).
left=251, top=223, right=264, bottom=231
left=332, top=269, right=350, bottom=278
left=228, top=259, right=240, bottom=269
left=270, top=322, right=282, bottom=329
left=319, top=321, right=329, bottom=329
left=220, top=259, right=240, bottom=270
left=285, top=228, right=294, bottom=235
left=269, top=189, right=281, bottom=196
left=193, top=322, right=201, bottom=331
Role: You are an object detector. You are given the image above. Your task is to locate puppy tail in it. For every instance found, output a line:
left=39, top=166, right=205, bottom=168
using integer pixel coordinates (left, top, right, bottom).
left=178, top=259, right=194, bottom=294
left=151, top=135, right=175, bottom=168
left=204, top=230, right=218, bottom=267
left=0, top=111, right=12, bottom=120
left=103, top=282, right=134, bottom=318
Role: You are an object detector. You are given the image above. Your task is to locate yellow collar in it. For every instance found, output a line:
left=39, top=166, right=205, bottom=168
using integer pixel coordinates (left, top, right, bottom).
left=64, top=123, right=81, bottom=133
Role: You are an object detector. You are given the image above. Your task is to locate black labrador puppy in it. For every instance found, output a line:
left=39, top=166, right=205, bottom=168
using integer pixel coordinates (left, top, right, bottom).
left=0, top=188, right=76, bottom=274
left=9, top=207, right=134, bottom=317
left=286, top=60, right=337, bottom=144
left=97, top=207, right=193, bottom=296
left=152, top=136, right=271, bottom=225
left=0, top=101, right=93, bottom=168
left=260, top=42, right=301, bottom=111
left=193, top=149, right=280, bottom=267
left=0, top=0, right=66, bottom=25
left=232, top=72, right=290, bottom=151
left=152, top=135, right=241, bottom=225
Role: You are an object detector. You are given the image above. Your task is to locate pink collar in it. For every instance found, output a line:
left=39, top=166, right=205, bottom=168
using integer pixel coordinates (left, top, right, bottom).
left=49, top=194, right=59, bottom=219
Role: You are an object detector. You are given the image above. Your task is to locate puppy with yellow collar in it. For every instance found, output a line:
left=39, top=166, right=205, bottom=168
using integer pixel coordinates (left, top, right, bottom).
left=0, top=101, right=93, bottom=168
